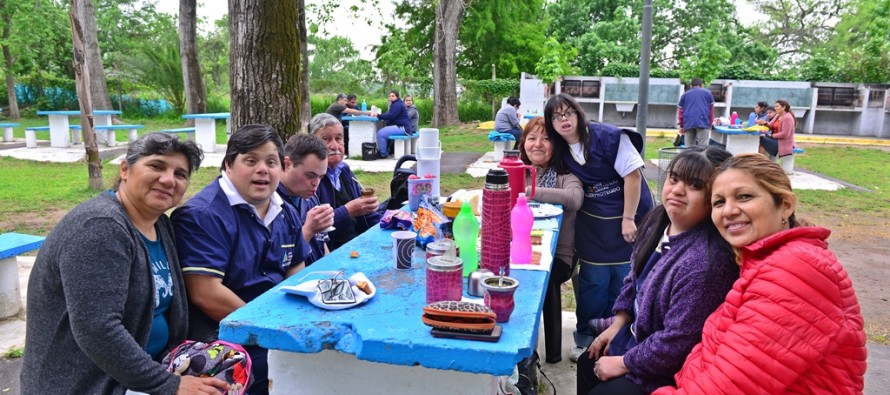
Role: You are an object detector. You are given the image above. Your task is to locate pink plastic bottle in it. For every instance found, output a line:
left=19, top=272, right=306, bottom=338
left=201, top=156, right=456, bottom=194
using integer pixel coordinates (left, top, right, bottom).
left=510, top=193, right=534, bottom=264
left=729, top=111, right=739, bottom=126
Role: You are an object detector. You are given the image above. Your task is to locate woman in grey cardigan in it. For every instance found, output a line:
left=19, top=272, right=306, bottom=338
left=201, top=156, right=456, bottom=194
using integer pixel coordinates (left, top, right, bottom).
left=21, top=133, right=228, bottom=394
left=520, top=116, right=584, bottom=363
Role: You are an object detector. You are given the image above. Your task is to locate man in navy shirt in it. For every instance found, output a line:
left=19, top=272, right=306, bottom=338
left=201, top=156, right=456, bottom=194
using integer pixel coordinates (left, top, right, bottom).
left=172, top=124, right=310, bottom=395
left=312, top=113, right=381, bottom=251
left=278, top=130, right=334, bottom=266
left=677, top=78, right=715, bottom=146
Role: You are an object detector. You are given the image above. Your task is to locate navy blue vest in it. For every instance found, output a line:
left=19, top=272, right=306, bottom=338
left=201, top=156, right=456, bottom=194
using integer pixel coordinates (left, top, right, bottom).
left=567, top=122, right=653, bottom=265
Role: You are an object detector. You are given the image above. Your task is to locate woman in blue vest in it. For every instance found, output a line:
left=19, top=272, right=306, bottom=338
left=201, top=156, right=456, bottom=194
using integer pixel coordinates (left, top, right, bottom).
left=543, top=93, right=654, bottom=361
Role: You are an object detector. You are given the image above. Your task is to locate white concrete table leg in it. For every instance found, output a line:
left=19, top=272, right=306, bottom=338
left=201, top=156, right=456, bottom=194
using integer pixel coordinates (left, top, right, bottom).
left=0, top=257, right=22, bottom=319
left=195, top=118, right=217, bottom=153
left=48, top=114, right=71, bottom=148
left=349, top=121, right=376, bottom=158
left=94, top=113, right=112, bottom=145
left=3, top=126, right=13, bottom=142
left=268, top=350, right=497, bottom=395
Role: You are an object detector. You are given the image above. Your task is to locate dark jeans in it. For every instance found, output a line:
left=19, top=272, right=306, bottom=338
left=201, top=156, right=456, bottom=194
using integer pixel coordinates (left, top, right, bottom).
left=244, top=345, right=268, bottom=395
left=577, top=350, right=645, bottom=395
left=574, top=263, right=629, bottom=347
left=543, top=257, right=576, bottom=363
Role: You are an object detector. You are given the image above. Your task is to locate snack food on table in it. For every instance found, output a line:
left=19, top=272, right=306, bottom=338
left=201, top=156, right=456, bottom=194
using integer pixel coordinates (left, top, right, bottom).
left=355, top=280, right=372, bottom=295
left=350, top=251, right=360, bottom=258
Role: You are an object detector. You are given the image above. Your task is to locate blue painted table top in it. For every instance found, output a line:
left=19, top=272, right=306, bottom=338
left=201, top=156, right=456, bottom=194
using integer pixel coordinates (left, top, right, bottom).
left=341, top=115, right=379, bottom=122
left=182, top=112, right=231, bottom=119
left=37, top=110, right=121, bottom=116
left=0, top=233, right=45, bottom=260
left=523, top=113, right=542, bottom=119
left=220, top=215, right=561, bottom=376
left=713, top=125, right=761, bottom=136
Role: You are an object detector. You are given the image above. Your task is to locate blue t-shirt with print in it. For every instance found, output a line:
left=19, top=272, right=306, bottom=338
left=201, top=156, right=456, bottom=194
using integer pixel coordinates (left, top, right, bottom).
left=141, top=231, right=173, bottom=359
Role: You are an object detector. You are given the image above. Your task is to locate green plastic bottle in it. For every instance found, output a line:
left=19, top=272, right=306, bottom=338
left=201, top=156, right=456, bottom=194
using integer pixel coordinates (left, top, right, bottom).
left=452, top=201, right=479, bottom=277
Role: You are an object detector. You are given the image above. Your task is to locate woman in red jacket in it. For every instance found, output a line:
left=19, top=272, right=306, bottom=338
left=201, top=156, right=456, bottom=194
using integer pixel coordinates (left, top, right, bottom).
left=653, top=154, right=867, bottom=395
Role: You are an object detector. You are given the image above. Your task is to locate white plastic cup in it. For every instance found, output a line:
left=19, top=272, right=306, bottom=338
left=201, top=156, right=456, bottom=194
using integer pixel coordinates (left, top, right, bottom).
left=418, top=128, right=439, bottom=147
left=417, top=146, right=441, bottom=160
left=391, top=231, right=417, bottom=269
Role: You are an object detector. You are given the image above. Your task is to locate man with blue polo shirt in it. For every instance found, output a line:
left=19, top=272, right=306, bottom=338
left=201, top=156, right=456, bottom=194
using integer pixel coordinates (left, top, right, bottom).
left=278, top=130, right=334, bottom=266
left=312, top=113, right=381, bottom=251
left=172, top=124, right=310, bottom=395
left=677, top=77, right=715, bottom=146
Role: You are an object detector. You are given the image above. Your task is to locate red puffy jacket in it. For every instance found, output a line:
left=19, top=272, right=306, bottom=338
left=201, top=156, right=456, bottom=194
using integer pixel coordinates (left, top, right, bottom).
left=653, top=227, right=866, bottom=395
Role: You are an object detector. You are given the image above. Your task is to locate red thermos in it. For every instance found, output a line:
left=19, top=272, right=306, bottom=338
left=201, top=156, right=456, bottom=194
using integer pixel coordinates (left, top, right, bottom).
left=498, top=150, right=536, bottom=209
left=481, top=169, right=511, bottom=276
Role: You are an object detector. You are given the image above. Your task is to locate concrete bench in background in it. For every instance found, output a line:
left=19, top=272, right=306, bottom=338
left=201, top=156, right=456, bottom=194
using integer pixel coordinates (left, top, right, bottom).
left=0, top=123, right=20, bottom=142
left=94, top=124, right=145, bottom=147
left=0, top=233, right=45, bottom=319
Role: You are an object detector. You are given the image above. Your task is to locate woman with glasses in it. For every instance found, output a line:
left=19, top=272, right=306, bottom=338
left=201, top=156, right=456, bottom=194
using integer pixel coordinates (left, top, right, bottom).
left=543, top=93, right=654, bottom=362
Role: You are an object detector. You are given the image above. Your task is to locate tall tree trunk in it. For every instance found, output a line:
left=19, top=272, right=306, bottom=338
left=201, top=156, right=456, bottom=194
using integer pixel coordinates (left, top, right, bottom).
left=77, top=0, right=112, bottom=112
left=70, top=0, right=103, bottom=190
left=0, top=0, right=19, bottom=119
left=179, top=0, right=206, bottom=126
left=229, top=0, right=305, bottom=140
left=297, top=1, right=310, bottom=133
left=432, top=0, right=464, bottom=128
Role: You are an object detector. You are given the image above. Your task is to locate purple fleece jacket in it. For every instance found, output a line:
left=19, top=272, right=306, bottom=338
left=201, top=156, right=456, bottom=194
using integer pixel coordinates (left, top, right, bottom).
left=613, top=221, right=738, bottom=393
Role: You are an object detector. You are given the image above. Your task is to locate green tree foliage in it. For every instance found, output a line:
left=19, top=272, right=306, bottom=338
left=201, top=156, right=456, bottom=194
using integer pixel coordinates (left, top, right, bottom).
left=752, top=0, right=847, bottom=65
left=534, top=38, right=577, bottom=84
left=457, top=0, right=549, bottom=80
left=813, top=0, right=890, bottom=83
left=198, top=16, right=230, bottom=95
left=374, top=29, right=417, bottom=92
left=307, top=31, right=374, bottom=94
left=126, top=33, right=184, bottom=113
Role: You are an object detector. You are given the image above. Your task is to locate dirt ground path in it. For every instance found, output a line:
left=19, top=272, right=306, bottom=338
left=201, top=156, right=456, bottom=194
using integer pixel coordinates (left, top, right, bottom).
left=809, top=211, right=890, bottom=343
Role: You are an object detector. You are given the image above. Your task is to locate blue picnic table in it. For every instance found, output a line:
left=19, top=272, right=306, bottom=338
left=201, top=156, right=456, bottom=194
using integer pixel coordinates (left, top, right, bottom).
left=220, top=210, right=562, bottom=393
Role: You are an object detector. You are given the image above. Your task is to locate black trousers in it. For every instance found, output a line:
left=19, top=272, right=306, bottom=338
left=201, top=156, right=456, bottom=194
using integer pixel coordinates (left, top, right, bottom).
left=577, top=348, right=645, bottom=395
left=543, top=257, right=575, bottom=363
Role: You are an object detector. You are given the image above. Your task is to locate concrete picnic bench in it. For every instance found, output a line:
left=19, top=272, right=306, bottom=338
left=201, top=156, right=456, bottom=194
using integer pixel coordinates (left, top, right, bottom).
left=1, top=123, right=20, bottom=142
left=388, top=133, right=418, bottom=157
left=0, top=232, right=45, bottom=319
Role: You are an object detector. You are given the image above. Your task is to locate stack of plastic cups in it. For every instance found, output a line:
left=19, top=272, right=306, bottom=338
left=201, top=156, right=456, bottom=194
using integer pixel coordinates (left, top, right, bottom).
left=416, top=128, right=442, bottom=200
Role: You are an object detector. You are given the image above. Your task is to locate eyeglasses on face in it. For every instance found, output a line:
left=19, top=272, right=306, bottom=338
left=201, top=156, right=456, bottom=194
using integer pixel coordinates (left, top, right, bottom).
left=551, top=109, right=576, bottom=122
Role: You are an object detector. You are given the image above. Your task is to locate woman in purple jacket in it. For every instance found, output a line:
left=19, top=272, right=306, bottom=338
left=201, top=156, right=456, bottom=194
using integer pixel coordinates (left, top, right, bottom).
left=375, top=90, right=413, bottom=158
left=577, top=145, right=739, bottom=395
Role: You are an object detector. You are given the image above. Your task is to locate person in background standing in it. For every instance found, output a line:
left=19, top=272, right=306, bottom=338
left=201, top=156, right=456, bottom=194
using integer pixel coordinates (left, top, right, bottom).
left=405, top=95, right=420, bottom=134
left=278, top=132, right=335, bottom=266
left=313, top=113, right=381, bottom=251
left=543, top=93, right=654, bottom=363
left=495, top=96, right=523, bottom=144
left=677, top=78, right=714, bottom=146
left=375, top=90, right=413, bottom=159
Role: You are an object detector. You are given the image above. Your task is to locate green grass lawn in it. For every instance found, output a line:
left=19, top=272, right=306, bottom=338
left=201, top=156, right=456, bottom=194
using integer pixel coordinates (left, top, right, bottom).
left=2, top=120, right=889, bottom=236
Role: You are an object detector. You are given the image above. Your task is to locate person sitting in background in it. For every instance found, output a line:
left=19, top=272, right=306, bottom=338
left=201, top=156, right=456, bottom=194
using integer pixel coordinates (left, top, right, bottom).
left=279, top=131, right=335, bottom=266
left=405, top=95, right=420, bottom=134
left=578, top=146, right=738, bottom=395
left=495, top=96, right=523, bottom=144
left=172, top=124, right=311, bottom=395
left=519, top=116, right=583, bottom=363
left=375, top=90, right=414, bottom=159
left=326, top=93, right=371, bottom=156
left=771, top=99, right=797, bottom=174
left=653, top=154, right=866, bottom=395
left=22, top=133, right=229, bottom=394
left=748, top=101, right=770, bottom=126
left=759, top=106, right=779, bottom=158
left=313, top=113, right=381, bottom=251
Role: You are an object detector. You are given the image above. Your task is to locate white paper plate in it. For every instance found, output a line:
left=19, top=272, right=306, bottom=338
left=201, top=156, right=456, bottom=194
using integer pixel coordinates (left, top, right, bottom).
left=280, top=272, right=376, bottom=310
left=529, top=202, right=563, bottom=219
